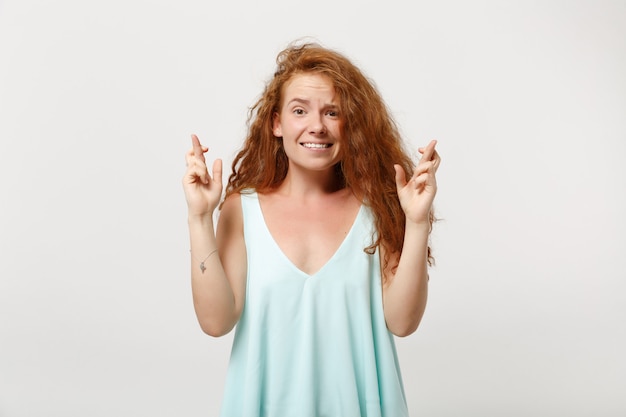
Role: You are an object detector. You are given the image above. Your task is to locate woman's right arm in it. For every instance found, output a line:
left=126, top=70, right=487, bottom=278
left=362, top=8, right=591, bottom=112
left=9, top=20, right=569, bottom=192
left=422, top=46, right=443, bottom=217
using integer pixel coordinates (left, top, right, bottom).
left=183, top=135, right=247, bottom=337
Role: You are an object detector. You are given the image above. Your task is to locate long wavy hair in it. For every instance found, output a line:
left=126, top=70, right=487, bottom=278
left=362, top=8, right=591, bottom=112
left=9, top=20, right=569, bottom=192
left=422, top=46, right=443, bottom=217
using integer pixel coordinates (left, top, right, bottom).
left=224, top=42, right=435, bottom=274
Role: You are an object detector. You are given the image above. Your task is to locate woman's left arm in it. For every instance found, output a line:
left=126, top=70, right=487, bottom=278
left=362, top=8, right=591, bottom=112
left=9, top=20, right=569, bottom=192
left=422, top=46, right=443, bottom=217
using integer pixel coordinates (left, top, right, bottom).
left=382, top=140, right=440, bottom=337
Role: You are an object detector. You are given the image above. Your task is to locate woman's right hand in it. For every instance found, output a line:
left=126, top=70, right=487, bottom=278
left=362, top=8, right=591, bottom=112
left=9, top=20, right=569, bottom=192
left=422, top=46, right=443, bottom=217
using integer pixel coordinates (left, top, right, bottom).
left=183, top=134, right=223, bottom=218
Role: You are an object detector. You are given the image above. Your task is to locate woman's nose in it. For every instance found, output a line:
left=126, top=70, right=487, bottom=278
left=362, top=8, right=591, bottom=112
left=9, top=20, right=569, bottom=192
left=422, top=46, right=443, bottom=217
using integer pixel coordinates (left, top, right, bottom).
left=309, top=114, right=326, bottom=135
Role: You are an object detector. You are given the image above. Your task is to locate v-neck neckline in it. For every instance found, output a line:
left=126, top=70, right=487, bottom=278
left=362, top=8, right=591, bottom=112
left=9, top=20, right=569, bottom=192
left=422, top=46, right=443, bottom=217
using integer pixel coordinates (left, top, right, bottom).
left=254, top=193, right=363, bottom=278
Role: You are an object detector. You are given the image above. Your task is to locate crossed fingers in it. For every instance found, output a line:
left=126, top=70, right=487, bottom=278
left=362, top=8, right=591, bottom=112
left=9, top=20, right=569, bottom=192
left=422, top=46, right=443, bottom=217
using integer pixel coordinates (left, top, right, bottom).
left=186, top=134, right=209, bottom=184
left=409, top=140, right=440, bottom=188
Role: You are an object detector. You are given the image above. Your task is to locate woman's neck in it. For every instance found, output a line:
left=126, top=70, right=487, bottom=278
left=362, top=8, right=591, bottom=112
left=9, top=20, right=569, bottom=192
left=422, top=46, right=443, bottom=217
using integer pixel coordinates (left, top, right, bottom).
left=274, top=165, right=345, bottom=199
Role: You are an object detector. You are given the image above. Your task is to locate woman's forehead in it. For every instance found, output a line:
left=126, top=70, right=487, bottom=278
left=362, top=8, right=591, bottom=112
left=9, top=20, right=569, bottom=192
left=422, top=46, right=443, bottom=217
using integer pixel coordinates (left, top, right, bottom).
left=281, top=73, right=338, bottom=103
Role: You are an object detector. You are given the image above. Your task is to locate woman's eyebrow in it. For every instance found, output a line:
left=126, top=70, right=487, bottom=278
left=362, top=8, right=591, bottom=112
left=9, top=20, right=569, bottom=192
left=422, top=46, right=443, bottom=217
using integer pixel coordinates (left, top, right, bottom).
left=286, top=97, right=309, bottom=106
left=286, top=98, right=338, bottom=109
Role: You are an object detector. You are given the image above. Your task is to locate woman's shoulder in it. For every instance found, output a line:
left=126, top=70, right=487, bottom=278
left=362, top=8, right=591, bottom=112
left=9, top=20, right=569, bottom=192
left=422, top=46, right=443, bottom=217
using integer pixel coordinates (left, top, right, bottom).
left=219, top=192, right=244, bottom=229
left=221, top=188, right=264, bottom=223
left=222, top=188, right=257, bottom=208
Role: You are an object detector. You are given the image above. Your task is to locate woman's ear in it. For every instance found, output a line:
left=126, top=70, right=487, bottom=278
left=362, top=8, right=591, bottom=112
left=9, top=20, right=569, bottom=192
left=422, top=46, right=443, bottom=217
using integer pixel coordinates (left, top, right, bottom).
left=272, top=112, right=282, bottom=137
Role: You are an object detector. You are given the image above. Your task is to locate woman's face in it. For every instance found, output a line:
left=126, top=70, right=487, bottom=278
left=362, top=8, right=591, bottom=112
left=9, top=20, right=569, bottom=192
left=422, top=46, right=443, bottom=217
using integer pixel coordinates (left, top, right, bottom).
left=272, top=73, right=343, bottom=175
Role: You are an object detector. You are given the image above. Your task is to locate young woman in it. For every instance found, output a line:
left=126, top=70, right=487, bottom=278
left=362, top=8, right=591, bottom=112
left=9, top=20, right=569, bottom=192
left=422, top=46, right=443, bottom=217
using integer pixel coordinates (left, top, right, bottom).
left=183, top=42, right=440, bottom=416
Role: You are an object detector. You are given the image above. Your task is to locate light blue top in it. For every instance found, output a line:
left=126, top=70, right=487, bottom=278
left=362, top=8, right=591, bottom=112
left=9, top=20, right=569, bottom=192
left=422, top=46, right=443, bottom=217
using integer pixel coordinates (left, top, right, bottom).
left=220, top=192, right=408, bottom=417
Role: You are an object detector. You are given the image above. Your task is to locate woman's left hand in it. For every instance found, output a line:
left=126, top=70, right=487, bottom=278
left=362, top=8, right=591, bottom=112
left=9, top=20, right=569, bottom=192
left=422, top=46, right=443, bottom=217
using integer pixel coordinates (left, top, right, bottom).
left=394, top=140, right=441, bottom=226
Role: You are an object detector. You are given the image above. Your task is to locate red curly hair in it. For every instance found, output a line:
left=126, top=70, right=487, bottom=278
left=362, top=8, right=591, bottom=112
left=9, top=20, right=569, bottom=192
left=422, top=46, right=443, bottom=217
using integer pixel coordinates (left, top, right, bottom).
left=224, top=42, right=435, bottom=274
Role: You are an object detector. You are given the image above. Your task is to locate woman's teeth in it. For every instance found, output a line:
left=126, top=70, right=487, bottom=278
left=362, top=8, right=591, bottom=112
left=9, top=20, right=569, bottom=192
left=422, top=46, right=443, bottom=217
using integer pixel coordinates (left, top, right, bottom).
left=302, top=143, right=331, bottom=148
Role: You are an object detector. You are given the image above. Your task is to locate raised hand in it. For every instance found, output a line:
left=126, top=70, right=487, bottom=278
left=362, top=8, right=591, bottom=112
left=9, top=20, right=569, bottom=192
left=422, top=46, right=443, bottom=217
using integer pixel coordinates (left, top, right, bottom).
left=183, top=134, right=223, bottom=217
left=394, top=140, right=441, bottom=226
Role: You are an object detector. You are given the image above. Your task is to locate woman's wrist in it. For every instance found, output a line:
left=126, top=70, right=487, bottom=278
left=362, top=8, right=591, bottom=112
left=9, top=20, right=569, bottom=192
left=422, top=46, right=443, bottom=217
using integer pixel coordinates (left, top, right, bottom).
left=187, top=211, right=215, bottom=227
left=404, top=219, right=431, bottom=234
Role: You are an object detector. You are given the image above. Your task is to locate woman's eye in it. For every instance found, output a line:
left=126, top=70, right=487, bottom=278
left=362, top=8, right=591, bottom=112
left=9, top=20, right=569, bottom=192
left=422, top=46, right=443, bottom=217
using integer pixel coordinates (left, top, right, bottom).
left=293, top=108, right=305, bottom=115
left=326, top=110, right=338, bottom=117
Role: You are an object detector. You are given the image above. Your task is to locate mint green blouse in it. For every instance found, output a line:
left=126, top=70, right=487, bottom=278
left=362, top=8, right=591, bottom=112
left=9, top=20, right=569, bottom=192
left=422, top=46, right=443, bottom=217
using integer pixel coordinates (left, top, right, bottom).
left=220, top=192, right=408, bottom=417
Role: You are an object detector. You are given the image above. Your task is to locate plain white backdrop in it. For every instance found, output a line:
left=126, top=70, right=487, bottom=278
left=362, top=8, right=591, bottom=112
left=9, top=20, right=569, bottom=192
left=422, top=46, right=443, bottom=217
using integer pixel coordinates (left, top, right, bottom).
left=1, top=0, right=624, bottom=416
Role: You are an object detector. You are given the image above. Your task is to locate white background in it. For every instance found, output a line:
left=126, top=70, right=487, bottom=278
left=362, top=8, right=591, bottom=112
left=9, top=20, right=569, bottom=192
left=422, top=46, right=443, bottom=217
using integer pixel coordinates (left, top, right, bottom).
left=1, top=0, right=624, bottom=416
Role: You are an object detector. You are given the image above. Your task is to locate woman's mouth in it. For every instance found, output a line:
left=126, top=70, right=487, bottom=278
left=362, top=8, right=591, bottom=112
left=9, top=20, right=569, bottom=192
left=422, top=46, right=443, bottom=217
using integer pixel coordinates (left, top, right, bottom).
left=301, top=143, right=332, bottom=149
